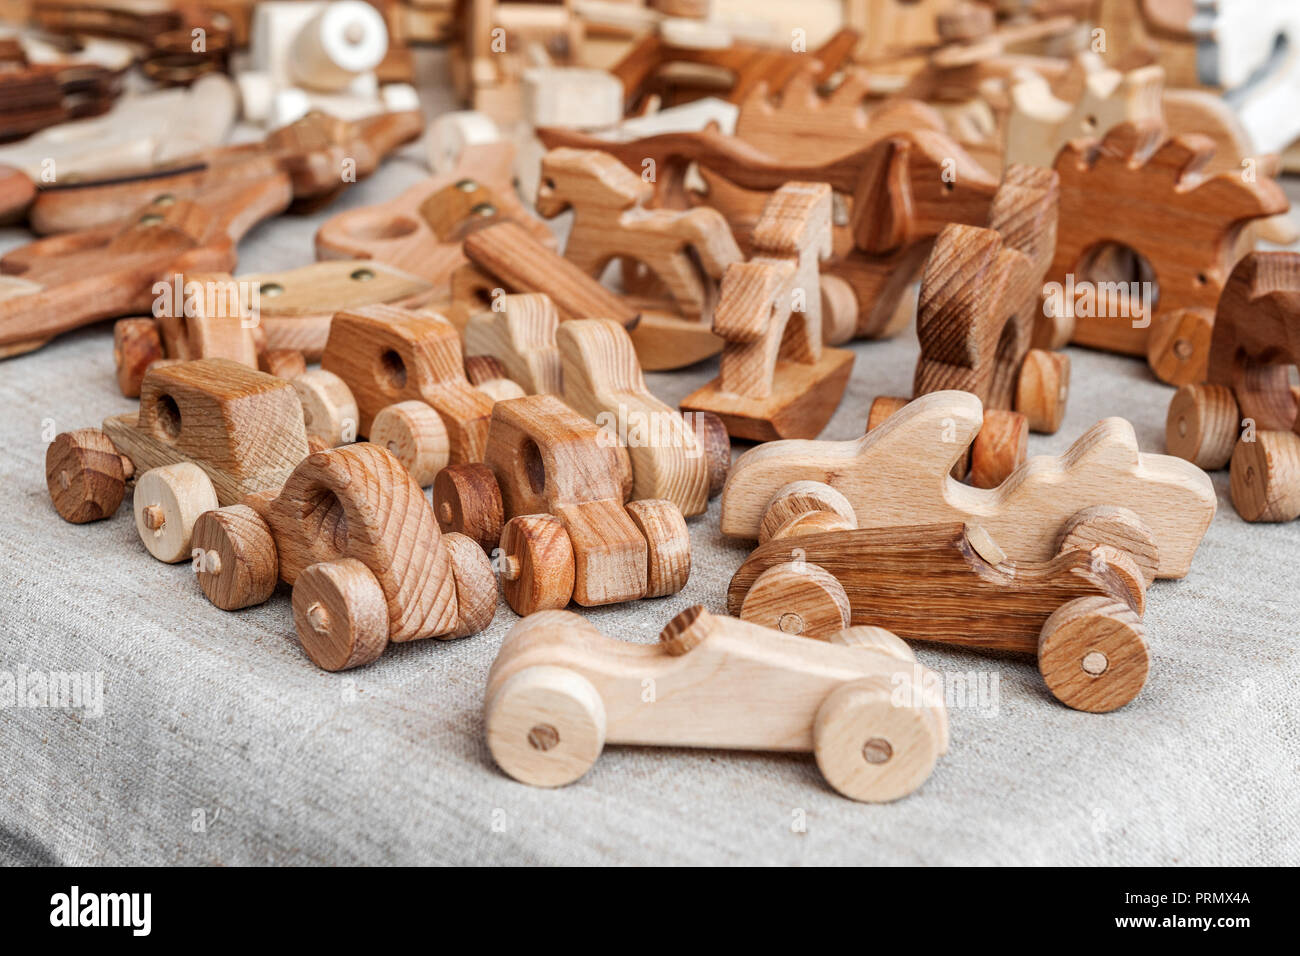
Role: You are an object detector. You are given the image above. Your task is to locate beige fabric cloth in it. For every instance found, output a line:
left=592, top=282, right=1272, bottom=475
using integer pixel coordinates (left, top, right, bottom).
left=1, top=73, right=1297, bottom=865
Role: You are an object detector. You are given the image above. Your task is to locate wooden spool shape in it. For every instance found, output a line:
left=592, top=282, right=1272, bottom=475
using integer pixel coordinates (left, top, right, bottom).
left=133, top=463, right=220, bottom=563
left=46, top=429, right=128, bottom=523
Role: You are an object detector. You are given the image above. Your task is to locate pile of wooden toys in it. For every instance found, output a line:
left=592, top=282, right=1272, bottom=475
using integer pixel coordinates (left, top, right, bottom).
left=6, top=0, right=1297, bottom=803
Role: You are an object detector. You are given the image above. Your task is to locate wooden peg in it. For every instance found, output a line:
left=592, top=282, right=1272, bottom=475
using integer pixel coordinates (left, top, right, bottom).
left=315, top=141, right=555, bottom=288
left=462, top=220, right=641, bottom=329
left=731, top=521, right=1150, bottom=712
left=1165, top=251, right=1300, bottom=522
left=680, top=182, right=855, bottom=441
left=558, top=318, right=721, bottom=517
left=463, top=294, right=563, bottom=396
left=720, top=390, right=1217, bottom=580
left=1047, top=122, right=1289, bottom=382
left=320, top=305, right=494, bottom=463
left=437, top=394, right=691, bottom=613
left=485, top=605, right=947, bottom=801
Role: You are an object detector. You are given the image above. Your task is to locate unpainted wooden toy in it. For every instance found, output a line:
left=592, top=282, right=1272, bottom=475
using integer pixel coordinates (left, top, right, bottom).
left=314, top=140, right=555, bottom=290
left=1046, top=121, right=1289, bottom=385
left=1166, top=251, right=1300, bottom=523
left=729, top=521, right=1151, bottom=713
left=190, top=441, right=496, bottom=670
left=535, top=147, right=743, bottom=370
left=720, top=390, right=1217, bottom=579
left=46, top=359, right=310, bottom=565
left=680, top=182, right=855, bottom=441
left=485, top=605, right=948, bottom=802
left=536, top=124, right=1000, bottom=342
left=432, top=394, right=690, bottom=614
left=463, top=293, right=564, bottom=397
left=868, top=164, right=1066, bottom=488
left=317, top=305, right=497, bottom=484
left=558, top=318, right=730, bottom=517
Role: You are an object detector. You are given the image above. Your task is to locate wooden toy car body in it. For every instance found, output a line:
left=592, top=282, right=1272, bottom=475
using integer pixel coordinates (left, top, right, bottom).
left=432, top=393, right=690, bottom=614
left=719, top=390, right=1216, bottom=580
left=728, top=520, right=1150, bottom=713
left=485, top=606, right=948, bottom=802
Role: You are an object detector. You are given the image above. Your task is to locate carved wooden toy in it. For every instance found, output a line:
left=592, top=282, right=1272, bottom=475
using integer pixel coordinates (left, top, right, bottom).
left=463, top=294, right=563, bottom=397
left=558, top=318, right=729, bottom=516
left=728, top=521, right=1151, bottom=713
left=317, top=306, right=496, bottom=484
left=1046, top=121, right=1289, bottom=385
left=1166, top=252, right=1300, bottom=523
left=720, top=390, right=1217, bottom=580
left=536, top=124, right=1000, bottom=341
left=867, top=165, right=1065, bottom=488
left=485, top=605, right=948, bottom=801
left=0, top=32, right=127, bottom=141
left=26, top=108, right=423, bottom=235
left=314, top=141, right=555, bottom=291
left=0, top=181, right=288, bottom=359
left=534, top=147, right=743, bottom=370
left=189, top=442, right=496, bottom=670
left=432, top=394, right=690, bottom=614
left=679, top=182, right=855, bottom=442
left=45, top=359, right=310, bottom=564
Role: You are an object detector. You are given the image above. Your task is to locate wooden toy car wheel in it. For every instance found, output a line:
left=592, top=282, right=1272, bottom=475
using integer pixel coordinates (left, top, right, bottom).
left=758, top=480, right=857, bottom=543
left=46, top=428, right=129, bottom=524
left=432, top=462, right=504, bottom=552
left=1229, top=430, right=1300, bottom=523
left=370, top=400, right=450, bottom=487
left=499, top=515, right=576, bottom=615
left=813, top=675, right=943, bottom=802
left=1165, top=383, right=1240, bottom=470
left=292, top=557, right=390, bottom=671
left=485, top=664, right=607, bottom=787
left=1014, top=348, right=1070, bottom=434
left=133, top=463, right=220, bottom=562
left=624, top=499, right=690, bottom=597
left=693, top=410, right=731, bottom=498
left=1057, top=505, right=1159, bottom=590
left=1146, top=307, right=1213, bottom=387
left=443, top=531, right=498, bottom=638
left=739, top=561, right=851, bottom=638
left=292, top=369, right=358, bottom=448
left=969, top=408, right=1028, bottom=489
left=1037, top=596, right=1149, bottom=713
left=191, top=504, right=279, bottom=611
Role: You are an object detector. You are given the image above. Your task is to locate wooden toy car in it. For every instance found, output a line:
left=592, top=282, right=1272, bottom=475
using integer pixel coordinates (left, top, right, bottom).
left=729, top=520, right=1150, bottom=713
left=46, top=359, right=310, bottom=563
left=1166, top=251, right=1300, bottom=523
left=720, top=390, right=1217, bottom=580
left=431, top=393, right=690, bottom=614
left=188, top=441, right=495, bottom=671
left=484, top=605, right=949, bottom=802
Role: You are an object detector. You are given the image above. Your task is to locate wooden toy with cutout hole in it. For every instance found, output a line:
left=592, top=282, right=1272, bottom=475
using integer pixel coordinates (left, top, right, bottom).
left=679, top=181, right=854, bottom=441
left=558, top=317, right=730, bottom=517
left=431, top=393, right=690, bottom=613
left=1045, top=121, right=1289, bottom=385
left=535, top=124, right=1001, bottom=343
left=190, top=441, right=496, bottom=670
left=728, top=521, right=1152, bottom=713
left=867, top=164, right=1065, bottom=488
left=484, top=605, right=948, bottom=802
left=719, top=390, right=1216, bottom=580
left=45, top=359, right=311, bottom=566
left=314, top=139, right=556, bottom=291
left=315, top=305, right=500, bottom=484
left=1166, top=251, right=1300, bottom=523
left=534, top=147, right=743, bottom=370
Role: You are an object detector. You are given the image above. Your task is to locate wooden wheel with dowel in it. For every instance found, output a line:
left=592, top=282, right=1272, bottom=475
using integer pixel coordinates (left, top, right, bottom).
left=1165, top=384, right=1241, bottom=470
left=1037, top=596, right=1149, bottom=713
left=485, top=664, right=608, bottom=788
left=1229, top=431, right=1300, bottom=523
left=291, top=557, right=390, bottom=672
left=191, top=503, right=279, bottom=610
left=433, top=462, right=505, bottom=552
left=133, top=463, right=220, bottom=563
left=499, top=514, right=577, bottom=615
